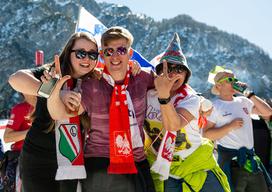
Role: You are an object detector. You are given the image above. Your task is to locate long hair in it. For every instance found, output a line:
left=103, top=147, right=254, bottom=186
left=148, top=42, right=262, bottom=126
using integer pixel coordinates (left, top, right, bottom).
left=34, top=32, right=98, bottom=133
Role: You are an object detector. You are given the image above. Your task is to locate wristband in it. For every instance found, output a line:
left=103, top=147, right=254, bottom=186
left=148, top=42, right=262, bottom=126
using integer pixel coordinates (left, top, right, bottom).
left=246, top=91, right=255, bottom=99
left=158, top=97, right=171, bottom=105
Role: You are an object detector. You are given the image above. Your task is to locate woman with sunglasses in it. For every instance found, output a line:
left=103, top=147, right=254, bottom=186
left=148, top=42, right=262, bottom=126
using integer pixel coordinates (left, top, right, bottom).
left=203, top=69, right=272, bottom=192
left=144, top=33, right=230, bottom=192
left=8, top=32, right=99, bottom=192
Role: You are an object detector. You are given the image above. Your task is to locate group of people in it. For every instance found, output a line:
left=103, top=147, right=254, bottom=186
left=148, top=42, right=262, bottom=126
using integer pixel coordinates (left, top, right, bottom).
left=1, top=25, right=271, bottom=192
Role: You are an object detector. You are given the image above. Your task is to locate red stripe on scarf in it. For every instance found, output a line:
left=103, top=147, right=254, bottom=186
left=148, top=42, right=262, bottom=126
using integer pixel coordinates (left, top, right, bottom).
left=65, top=79, right=84, bottom=166
left=173, top=84, right=188, bottom=107
left=103, top=66, right=137, bottom=174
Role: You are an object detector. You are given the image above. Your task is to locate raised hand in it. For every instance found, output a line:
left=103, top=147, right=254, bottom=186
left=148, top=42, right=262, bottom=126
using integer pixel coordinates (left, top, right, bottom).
left=54, top=55, right=61, bottom=78
left=41, top=55, right=62, bottom=83
left=232, top=81, right=248, bottom=95
left=60, top=90, right=81, bottom=113
left=130, top=60, right=141, bottom=76
left=154, top=60, right=182, bottom=98
left=48, top=55, right=71, bottom=99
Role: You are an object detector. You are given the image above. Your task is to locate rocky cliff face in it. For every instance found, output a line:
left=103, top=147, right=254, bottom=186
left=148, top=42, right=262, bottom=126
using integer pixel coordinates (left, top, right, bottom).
left=0, top=0, right=271, bottom=117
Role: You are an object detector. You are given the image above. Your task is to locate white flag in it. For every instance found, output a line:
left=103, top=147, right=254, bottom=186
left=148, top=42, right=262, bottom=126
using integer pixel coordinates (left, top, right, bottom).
left=75, top=6, right=107, bottom=47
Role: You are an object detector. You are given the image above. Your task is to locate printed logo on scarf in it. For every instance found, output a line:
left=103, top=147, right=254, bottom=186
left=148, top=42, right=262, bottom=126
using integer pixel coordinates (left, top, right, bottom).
left=161, top=131, right=176, bottom=161
left=175, top=129, right=192, bottom=151
left=114, top=131, right=132, bottom=156
left=58, top=124, right=81, bottom=163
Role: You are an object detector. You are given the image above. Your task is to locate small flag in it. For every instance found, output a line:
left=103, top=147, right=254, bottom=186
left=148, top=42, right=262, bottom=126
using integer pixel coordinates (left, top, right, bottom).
left=131, top=49, right=154, bottom=69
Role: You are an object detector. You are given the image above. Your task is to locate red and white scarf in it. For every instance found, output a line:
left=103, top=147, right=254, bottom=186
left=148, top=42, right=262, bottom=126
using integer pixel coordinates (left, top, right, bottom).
left=151, top=85, right=190, bottom=180
left=102, top=64, right=143, bottom=174
left=55, top=79, right=86, bottom=180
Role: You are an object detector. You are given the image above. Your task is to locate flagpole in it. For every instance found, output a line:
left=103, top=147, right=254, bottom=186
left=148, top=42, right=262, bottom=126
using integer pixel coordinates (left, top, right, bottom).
left=75, top=5, right=82, bottom=32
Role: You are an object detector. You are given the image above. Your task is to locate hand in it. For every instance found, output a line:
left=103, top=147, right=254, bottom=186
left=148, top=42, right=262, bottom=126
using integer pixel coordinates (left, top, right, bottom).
left=40, top=69, right=52, bottom=83
left=41, top=55, right=62, bottom=82
left=92, top=68, right=102, bottom=79
left=233, top=81, right=248, bottom=95
left=60, top=90, right=81, bottom=112
left=154, top=60, right=182, bottom=98
left=201, top=107, right=213, bottom=117
left=131, top=60, right=141, bottom=76
left=228, top=118, right=244, bottom=130
left=54, top=55, right=62, bottom=78
left=49, top=55, right=71, bottom=100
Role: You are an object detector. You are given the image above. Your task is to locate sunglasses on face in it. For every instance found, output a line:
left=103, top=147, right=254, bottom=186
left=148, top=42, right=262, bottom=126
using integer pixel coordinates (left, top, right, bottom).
left=156, top=64, right=187, bottom=75
left=103, top=46, right=128, bottom=57
left=71, top=49, right=99, bottom=61
left=217, top=77, right=238, bottom=83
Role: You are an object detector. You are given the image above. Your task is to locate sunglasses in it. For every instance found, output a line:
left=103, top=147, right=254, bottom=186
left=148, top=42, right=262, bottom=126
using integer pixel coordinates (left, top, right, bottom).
left=156, top=64, right=187, bottom=75
left=217, top=77, right=238, bottom=83
left=103, top=46, right=128, bottom=57
left=71, top=50, right=99, bottom=61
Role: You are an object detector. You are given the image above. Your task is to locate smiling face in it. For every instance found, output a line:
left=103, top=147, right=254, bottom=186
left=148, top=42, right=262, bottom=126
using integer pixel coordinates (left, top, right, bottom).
left=102, top=38, right=131, bottom=81
left=70, top=38, right=98, bottom=78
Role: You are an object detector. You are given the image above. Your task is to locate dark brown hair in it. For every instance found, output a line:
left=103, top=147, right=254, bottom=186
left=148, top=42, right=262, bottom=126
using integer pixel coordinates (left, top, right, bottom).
left=34, top=32, right=98, bottom=132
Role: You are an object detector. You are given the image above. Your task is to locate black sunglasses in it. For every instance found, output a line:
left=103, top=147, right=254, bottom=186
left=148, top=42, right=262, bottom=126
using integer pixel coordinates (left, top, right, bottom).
left=156, top=64, right=187, bottom=75
left=71, top=49, right=99, bottom=61
left=103, top=46, right=128, bottom=57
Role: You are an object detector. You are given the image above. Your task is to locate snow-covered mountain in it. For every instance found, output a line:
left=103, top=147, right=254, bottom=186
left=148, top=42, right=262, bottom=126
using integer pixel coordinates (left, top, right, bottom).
left=0, top=0, right=271, bottom=118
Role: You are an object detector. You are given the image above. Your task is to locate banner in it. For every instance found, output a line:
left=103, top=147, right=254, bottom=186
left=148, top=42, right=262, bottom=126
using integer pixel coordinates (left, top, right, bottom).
left=76, top=6, right=107, bottom=47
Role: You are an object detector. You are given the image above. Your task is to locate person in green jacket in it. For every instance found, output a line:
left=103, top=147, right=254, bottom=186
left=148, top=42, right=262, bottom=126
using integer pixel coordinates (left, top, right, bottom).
left=144, top=33, right=230, bottom=192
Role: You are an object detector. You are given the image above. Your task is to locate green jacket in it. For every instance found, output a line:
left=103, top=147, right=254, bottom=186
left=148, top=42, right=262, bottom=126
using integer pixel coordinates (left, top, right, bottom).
left=147, top=138, right=230, bottom=192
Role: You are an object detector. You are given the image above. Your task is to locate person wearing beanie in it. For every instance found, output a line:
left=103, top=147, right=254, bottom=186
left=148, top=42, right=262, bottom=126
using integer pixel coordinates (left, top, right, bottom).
left=144, top=33, right=230, bottom=192
left=203, top=68, right=272, bottom=191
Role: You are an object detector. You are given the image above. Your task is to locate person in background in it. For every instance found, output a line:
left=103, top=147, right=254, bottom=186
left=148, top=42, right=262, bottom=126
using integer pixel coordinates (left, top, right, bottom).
left=203, top=69, right=272, bottom=192
left=144, top=33, right=230, bottom=192
left=252, top=114, right=271, bottom=170
left=8, top=32, right=99, bottom=192
left=263, top=99, right=272, bottom=167
left=4, top=93, right=36, bottom=150
left=0, top=138, right=5, bottom=191
left=2, top=93, right=36, bottom=192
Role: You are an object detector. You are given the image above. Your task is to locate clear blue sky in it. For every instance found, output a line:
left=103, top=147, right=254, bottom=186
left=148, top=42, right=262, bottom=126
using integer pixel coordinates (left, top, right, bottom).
left=96, top=0, right=272, bottom=57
